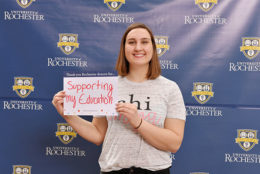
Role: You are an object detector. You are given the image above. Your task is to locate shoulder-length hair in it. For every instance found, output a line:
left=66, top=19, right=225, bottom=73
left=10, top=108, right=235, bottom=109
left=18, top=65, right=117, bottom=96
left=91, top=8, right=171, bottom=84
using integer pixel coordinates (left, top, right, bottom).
left=115, top=23, right=161, bottom=79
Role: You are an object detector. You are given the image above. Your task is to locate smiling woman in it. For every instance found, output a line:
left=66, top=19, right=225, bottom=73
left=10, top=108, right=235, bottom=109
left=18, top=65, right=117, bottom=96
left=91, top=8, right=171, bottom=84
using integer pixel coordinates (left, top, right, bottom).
left=115, top=23, right=161, bottom=81
left=124, top=28, right=153, bottom=69
left=52, top=23, right=186, bottom=174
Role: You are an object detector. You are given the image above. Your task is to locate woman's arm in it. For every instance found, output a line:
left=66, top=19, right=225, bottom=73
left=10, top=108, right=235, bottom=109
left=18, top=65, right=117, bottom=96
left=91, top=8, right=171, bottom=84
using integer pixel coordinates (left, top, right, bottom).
left=63, top=116, right=107, bottom=145
left=116, top=103, right=185, bottom=153
left=137, top=118, right=185, bottom=153
left=52, top=91, right=108, bottom=145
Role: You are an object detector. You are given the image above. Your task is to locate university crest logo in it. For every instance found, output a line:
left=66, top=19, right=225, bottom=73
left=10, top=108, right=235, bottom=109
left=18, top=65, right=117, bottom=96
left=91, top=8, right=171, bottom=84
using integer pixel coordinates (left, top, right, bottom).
left=104, top=0, right=125, bottom=11
left=192, top=82, right=214, bottom=104
left=12, top=77, right=34, bottom=98
left=17, top=0, right=35, bottom=8
left=55, top=123, right=77, bottom=144
left=13, top=165, right=31, bottom=174
left=155, top=36, right=170, bottom=57
left=57, top=33, right=79, bottom=55
left=240, top=37, right=260, bottom=60
left=195, top=0, right=218, bottom=12
left=235, top=129, right=258, bottom=151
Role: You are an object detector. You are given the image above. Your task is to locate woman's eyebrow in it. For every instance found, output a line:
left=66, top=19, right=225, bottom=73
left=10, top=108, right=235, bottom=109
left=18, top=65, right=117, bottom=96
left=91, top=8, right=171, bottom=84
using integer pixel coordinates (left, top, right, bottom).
left=127, top=37, right=151, bottom=40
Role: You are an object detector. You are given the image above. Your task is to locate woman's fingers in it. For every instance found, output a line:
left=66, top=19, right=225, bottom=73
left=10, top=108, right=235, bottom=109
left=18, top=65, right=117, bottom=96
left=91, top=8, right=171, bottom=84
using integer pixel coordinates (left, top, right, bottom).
left=116, top=103, right=137, bottom=110
left=116, top=104, right=135, bottom=114
left=116, top=103, right=141, bottom=128
left=52, top=91, right=66, bottom=116
left=54, top=91, right=66, bottom=98
left=116, top=103, right=138, bottom=118
left=52, top=91, right=66, bottom=105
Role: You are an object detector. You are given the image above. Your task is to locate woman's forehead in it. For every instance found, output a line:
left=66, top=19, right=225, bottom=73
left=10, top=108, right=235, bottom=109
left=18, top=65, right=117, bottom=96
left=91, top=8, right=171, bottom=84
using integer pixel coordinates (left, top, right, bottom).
left=126, top=28, right=151, bottom=40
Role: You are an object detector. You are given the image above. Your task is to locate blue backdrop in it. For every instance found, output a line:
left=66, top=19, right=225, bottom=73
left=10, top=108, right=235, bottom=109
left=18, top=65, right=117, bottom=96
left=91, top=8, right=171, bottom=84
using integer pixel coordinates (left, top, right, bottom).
left=1, top=0, right=260, bottom=173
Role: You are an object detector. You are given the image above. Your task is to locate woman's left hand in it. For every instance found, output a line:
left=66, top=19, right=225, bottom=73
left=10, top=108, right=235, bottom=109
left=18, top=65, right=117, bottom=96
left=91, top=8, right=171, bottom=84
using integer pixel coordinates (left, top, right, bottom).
left=115, top=103, right=141, bottom=128
left=115, top=103, right=185, bottom=153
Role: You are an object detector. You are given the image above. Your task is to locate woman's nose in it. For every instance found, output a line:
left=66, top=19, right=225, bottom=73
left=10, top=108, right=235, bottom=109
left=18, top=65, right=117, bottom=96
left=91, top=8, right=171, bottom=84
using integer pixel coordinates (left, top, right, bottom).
left=134, top=42, right=142, bottom=50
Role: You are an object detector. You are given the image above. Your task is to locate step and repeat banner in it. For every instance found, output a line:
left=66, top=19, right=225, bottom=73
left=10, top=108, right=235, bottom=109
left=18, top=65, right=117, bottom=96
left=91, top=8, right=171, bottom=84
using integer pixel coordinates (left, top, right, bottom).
left=1, top=0, right=260, bottom=174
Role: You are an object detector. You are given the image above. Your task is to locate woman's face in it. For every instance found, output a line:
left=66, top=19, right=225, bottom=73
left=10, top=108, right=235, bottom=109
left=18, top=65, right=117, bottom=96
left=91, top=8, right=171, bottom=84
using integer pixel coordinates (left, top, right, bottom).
left=124, top=28, right=153, bottom=69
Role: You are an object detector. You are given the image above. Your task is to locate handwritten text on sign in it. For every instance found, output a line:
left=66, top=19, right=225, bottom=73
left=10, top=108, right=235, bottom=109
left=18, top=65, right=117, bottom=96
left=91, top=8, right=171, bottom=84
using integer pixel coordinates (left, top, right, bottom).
left=63, top=76, right=118, bottom=116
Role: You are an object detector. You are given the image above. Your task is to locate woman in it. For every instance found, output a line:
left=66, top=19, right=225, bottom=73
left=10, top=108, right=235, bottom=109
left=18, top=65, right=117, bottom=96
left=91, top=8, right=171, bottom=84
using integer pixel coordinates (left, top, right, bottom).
left=52, top=23, right=186, bottom=174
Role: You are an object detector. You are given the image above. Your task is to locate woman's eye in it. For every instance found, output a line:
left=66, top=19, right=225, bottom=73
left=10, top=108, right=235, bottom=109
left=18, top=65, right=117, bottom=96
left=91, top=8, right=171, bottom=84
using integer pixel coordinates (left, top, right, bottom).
left=128, top=41, right=135, bottom=45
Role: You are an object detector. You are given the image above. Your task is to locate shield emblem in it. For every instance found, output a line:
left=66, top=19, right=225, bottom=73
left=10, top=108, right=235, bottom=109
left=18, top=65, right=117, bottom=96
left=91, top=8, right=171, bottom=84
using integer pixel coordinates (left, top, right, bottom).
left=235, top=129, right=258, bottom=151
left=13, top=77, right=34, bottom=98
left=104, top=0, right=125, bottom=11
left=192, top=82, right=214, bottom=104
left=240, top=37, right=260, bottom=60
left=56, top=123, right=77, bottom=144
left=16, top=0, right=35, bottom=8
left=13, top=165, right=31, bottom=174
left=195, top=0, right=218, bottom=12
left=155, top=36, right=170, bottom=57
left=57, top=34, right=79, bottom=55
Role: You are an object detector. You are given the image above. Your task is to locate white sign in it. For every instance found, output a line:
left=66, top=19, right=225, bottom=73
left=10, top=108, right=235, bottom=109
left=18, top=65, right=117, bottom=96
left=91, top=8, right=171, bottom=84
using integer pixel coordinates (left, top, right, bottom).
left=63, top=76, right=118, bottom=116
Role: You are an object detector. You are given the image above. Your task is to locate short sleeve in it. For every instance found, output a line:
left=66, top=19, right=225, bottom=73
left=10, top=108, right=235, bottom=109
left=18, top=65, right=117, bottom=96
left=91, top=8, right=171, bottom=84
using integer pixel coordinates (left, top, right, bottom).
left=166, top=81, right=186, bottom=120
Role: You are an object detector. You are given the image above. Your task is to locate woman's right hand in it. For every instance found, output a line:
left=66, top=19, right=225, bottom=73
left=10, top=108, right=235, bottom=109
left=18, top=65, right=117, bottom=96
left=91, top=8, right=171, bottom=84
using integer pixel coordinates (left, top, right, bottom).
left=52, top=91, right=108, bottom=145
left=52, top=91, right=66, bottom=117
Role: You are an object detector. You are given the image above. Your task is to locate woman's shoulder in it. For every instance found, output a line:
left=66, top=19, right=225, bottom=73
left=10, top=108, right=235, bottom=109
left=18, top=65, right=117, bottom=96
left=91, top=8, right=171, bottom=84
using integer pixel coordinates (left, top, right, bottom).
left=155, top=75, right=178, bottom=87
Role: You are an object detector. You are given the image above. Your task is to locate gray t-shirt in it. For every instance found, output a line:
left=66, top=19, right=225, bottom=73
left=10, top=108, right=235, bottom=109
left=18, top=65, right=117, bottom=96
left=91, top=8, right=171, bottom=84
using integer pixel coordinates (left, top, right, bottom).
left=98, top=76, right=186, bottom=172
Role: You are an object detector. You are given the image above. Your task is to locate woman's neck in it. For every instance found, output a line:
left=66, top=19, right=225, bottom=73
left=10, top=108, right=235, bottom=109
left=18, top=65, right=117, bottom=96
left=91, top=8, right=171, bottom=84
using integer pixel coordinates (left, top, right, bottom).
left=127, top=66, right=148, bottom=82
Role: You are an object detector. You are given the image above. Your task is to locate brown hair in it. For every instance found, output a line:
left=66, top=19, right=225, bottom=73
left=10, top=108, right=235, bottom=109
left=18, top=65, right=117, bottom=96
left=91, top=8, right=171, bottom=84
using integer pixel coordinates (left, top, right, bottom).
left=115, top=23, right=161, bottom=79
